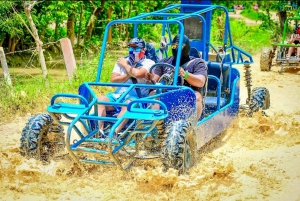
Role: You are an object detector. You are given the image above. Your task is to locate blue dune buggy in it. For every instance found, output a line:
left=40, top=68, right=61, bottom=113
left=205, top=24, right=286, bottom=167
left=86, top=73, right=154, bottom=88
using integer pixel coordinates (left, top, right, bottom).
left=20, top=3, right=270, bottom=174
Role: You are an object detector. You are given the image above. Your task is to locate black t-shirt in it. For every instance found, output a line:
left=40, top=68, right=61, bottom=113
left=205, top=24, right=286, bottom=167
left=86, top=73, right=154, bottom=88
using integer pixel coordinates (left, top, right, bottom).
left=154, top=56, right=208, bottom=92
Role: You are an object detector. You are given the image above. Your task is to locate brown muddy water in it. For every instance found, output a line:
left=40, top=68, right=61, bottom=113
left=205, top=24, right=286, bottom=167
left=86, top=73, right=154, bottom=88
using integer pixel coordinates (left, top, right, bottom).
left=0, top=67, right=69, bottom=81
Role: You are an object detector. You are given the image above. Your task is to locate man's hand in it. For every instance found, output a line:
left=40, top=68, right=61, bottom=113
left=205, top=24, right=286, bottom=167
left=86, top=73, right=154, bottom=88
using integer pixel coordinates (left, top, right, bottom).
left=117, top=57, right=128, bottom=68
left=145, top=72, right=158, bottom=84
left=179, top=67, right=186, bottom=77
left=145, top=72, right=153, bottom=81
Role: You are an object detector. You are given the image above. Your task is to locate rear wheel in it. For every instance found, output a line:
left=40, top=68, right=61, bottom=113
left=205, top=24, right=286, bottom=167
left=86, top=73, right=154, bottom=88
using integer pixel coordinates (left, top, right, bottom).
left=248, top=87, right=270, bottom=117
left=161, top=120, right=196, bottom=174
left=260, top=47, right=273, bottom=71
left=20, top=113, right=65, bottom=163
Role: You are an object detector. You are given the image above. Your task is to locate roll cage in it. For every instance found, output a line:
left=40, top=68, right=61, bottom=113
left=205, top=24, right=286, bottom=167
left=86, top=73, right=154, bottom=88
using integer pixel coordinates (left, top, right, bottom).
left=96, top=4, right=253, bottom=85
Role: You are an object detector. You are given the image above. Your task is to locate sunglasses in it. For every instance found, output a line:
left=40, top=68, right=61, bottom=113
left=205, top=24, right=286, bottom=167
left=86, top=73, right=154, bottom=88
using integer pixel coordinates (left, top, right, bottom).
left=128, top=46, right=142, bottom=52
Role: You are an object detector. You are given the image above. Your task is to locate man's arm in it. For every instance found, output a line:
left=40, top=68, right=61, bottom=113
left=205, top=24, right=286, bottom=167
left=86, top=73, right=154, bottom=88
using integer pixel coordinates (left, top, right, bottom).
left=179, top=67, right=206, bottom=87
left=117, top=57, right=148, bottom=78
left=179, top=59, right=208, bottom=88
left=111, top=72, right=130, bottom=83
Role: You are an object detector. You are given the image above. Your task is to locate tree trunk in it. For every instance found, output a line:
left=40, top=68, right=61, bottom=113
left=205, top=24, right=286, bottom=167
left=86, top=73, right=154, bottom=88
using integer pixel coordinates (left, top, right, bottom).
left=77, top=2, right=84, bottom=46
left=24, top=1, right=48, bottom=85
left=67, top=11, right=75, bottom=46
left=85, top=14, right=96, bottom=41
left=163, top=1, right=169, bottom=8
left=217, top=16, right=224, bottom=40
left=84, top=0, right=106, bottom=42
left=40, top=27, right=45, bottom=41
left=10, top=36, right=19, bottom=53
left=279, top=11, right=287, bottom=36
left=0, top=47, right=12, bottom=86
left=107, top=6, right=113, bottom=44
left=119, top=7, right=124, bottom=39
left=125, top=0, right=132, bottom=40
left=8, top=36, right=12, bottom=53
left=0, top=37, right=5, bottom=47
left=54, top=19, right=59, bottom=41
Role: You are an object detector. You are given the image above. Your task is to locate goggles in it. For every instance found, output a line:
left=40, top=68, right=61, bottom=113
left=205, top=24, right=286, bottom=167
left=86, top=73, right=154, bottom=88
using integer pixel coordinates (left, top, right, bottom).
left=171, top=43, right=185, bottom=50
left=128, top=45, right=142, bottom=52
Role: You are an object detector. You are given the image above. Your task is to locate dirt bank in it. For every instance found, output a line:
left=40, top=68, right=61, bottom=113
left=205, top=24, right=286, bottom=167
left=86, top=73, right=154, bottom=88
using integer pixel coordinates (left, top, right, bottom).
left=0, top=53, right=300, bottom=201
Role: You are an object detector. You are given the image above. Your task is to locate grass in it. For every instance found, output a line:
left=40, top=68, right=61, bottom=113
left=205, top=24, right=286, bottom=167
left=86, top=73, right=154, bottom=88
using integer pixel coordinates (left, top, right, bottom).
left=211, top=15, right=273, bottom=54
left=229, top=19, right=272, bottom=53
left=0, top=52, right=119, bottom=122
left=240, top=9, right=262, bottom=21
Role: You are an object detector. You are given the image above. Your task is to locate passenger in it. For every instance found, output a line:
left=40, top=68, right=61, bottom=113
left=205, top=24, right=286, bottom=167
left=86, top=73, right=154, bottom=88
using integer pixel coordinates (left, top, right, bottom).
left=286, top=25, right=300, bottom=58
left=97, top=37, right=155, bottom=135
left=146, top=34, right=208, bottom=119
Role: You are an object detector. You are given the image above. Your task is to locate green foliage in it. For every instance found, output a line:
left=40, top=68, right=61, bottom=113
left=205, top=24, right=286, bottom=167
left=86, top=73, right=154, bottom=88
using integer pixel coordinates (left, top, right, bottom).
left=240, top=9, right=260, bottom=21
left=0, top=2, right=25, bottom=39
left=211, top=9, right=274, bottom=54
left=230, top=19, right=272, bottom=53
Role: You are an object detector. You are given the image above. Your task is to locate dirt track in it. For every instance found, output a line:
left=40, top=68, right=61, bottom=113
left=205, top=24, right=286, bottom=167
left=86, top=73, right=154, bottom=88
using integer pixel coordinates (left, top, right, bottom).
left=1, top=53, right=300, bottom=200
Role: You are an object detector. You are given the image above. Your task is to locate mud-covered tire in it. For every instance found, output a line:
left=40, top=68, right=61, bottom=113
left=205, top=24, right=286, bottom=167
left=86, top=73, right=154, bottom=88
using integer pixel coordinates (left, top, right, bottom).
left=248, top=87, right=270, bottom=117
left=20, top=113, right=65, bottom=163
left=161, top=120, right=196, bottom=174
left=260, top=47, right=272, bottom=71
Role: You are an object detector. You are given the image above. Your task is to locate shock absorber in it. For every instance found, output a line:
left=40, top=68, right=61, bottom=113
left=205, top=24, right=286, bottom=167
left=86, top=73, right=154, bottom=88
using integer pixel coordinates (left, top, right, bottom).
left=244, top=63, right=252, bottom=105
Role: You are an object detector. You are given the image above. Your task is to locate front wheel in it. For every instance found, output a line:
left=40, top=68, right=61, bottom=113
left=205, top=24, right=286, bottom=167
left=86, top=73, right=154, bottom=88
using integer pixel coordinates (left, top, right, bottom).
left=161, top=120, right=197, bottom=174
left=248, top=87, right=270, bottom=117
left=20, top=113, right=65, bottom=163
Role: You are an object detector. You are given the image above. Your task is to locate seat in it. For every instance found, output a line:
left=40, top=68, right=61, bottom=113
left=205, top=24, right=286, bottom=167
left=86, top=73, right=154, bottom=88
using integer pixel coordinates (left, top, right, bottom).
left=189, top=47, right=201, bottom=58
left=145, top=42, right=159, bottom=63
left=204, top=61, right=230, bottom=114
left=206, top=61, right=230, bottom=92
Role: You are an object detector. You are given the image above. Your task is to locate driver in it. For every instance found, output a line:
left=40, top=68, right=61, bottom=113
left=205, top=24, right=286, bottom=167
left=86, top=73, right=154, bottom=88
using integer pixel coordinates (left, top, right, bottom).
left=97, top=37, right=155, bottom=136
left=146, top=34, right=208, bottom=119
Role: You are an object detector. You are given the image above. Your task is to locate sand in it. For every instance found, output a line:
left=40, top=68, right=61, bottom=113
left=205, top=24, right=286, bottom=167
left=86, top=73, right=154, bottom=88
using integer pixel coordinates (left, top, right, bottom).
left=0, top=53, right=300, bottom=201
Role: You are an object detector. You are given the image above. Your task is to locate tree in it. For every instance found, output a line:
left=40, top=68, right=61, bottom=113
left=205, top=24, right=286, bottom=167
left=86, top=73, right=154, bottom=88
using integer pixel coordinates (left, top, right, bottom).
left=67, top=8, right=76, bottom=46
left=23, top=1, right=48, bottom=85
left=84, top=0, right=106, bottom=42
left=0, top=2, right=25, bottom=53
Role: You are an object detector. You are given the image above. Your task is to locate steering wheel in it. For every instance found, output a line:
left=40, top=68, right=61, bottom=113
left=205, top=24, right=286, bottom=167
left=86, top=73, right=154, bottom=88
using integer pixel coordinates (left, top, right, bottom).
left=149, top=62, right=184, bottom=86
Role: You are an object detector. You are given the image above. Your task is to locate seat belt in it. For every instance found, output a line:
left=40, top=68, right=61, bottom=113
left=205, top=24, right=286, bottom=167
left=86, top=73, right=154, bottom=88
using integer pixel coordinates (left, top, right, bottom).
left=130, top=62, right=143, bottom=98
left=130, top=77, right=143, bottom=98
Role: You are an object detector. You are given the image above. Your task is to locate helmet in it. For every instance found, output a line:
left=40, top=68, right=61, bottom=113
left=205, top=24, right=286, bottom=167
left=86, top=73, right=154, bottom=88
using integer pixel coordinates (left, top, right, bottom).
left=128, top=37, right=146, bottom=48
left=128, top=37, right=146, bottom=65
left=171, top=34, right=190, bottom=65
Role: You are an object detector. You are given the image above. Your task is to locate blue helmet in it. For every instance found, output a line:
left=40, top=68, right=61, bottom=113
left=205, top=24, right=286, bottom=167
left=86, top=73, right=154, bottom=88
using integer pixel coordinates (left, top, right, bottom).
left=128, top=37, right=146, bottom=48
